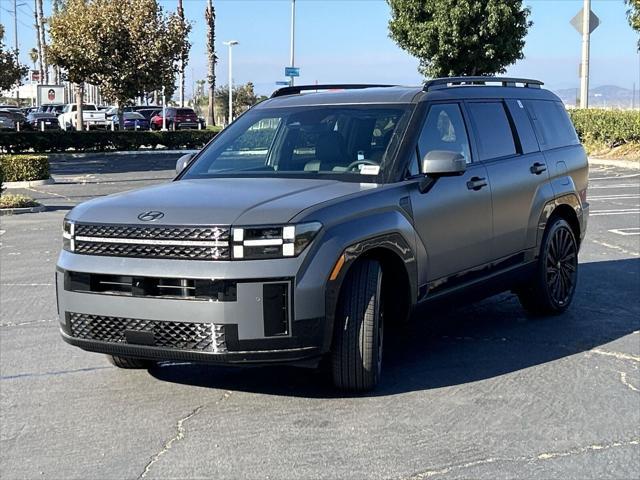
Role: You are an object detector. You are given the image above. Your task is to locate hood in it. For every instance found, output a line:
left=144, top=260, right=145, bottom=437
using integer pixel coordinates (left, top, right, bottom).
left=68, top=177, right=377, bottom=226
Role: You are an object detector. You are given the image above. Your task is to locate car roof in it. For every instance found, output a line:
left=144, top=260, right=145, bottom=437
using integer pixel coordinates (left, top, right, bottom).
left=256, top=79, right=560, bottom=109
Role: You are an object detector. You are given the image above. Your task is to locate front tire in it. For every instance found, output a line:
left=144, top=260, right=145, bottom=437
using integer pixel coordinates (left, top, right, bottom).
left=331, top=259, right=384, bottom=392
left=107, top=355, right=152, bottom=369
left=518, top=217, right=578, bottom=315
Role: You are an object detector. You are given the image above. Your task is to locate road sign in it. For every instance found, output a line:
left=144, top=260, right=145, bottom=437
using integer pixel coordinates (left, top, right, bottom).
left=275, top=81, right=290, bottom=85
left=285, top=67, right=300, bottom=77
left=570, top=8, right=600, bottom=35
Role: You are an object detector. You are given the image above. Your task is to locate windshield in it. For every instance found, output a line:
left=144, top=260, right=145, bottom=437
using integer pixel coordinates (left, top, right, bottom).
left=182, top=105, right=411, bottom=182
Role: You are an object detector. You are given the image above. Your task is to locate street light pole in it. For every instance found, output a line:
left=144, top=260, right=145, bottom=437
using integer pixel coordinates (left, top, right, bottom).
left=579, top=0, right=591, bottom=108
left=290, top=0, right=296, bottom=87
left=224, top=40, right=239, bottom=124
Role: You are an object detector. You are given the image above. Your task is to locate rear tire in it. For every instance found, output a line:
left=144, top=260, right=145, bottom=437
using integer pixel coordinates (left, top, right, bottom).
left=518, top=217, right=578, bottom=315
left=107, top=355, right=151, bottom=369
left=331, top=259, right=384, bottom=392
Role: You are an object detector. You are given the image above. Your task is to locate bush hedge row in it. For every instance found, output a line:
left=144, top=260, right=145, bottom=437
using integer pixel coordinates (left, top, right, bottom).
left=0, top=154, right=50, bottom=182
left=568, top=109, right=640, bottom=147
left=0, top=130, right=218, bottom=154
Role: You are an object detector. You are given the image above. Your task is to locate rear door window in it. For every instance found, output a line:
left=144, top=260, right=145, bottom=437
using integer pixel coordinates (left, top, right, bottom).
left=525, top=100, right=580, bottom=150
left=467, top=102, right=517, bottom=161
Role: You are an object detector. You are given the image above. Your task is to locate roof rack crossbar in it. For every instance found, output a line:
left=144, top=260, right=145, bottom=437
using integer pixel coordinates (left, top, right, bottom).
left=424, top=76, right=543, bottom=92
left=271, top=84, right=396, bottom=98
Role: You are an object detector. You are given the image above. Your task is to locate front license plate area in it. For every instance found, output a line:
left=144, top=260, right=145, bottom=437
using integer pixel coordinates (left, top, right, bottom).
left=125, top=330, right=155, bottom=346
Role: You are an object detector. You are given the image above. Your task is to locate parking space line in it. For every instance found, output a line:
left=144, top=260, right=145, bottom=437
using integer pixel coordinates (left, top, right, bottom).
left=590, top=208, right=640, bottom=216
left=608, top=228, right=640, bottom=236
left=591, top=240, right=640, bottom=256
left=589, top=194, right=640, bottom=200
left=590, top=173, right=640, bottom=181
left=590, top=184, right=639, bottom=189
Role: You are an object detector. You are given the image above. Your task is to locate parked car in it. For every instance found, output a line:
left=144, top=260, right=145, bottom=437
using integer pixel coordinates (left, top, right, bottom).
left=26, top=112, right=61, bottom=130
left=150, top=107, right=199, bottom=130
left=109, top=111, right=150, bottom=130
left=137, top=108, right=160, bottom=123
left=124, top=105, right=161, bottom=113
left=0, top=108, right=28, bottom=130
left=58, top=103, right=108, bottom=130
left=56, top=77, right=589, bottom=391
left=0, top=111, right=16, bottom=131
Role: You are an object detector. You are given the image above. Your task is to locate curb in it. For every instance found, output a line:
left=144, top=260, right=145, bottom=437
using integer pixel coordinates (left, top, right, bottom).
left=3, top=178, right=55, bottom=188
left=48, top=150, right=199, bottom=159
left=589, top=158, right=640, bottom=171
left=0, top=204, right=46, bottom=216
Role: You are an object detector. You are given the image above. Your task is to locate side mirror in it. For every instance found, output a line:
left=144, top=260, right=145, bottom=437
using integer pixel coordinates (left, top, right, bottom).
left=175, top=153, right=194, bottom=175
left=421, top=150, right=466, bottom=176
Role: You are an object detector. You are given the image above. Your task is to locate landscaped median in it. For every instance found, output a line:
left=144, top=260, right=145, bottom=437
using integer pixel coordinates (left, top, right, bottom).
left=0, top=129, right=219, bottom=154
left=568, top=109, right=640, bottom=161
left=0, top=154, right=50, bottom=214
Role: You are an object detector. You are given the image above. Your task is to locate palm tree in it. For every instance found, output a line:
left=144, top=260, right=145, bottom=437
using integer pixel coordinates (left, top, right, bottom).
left=205, top=0, right=217, bottom=125
left=29, top=48, right=38, bottom=75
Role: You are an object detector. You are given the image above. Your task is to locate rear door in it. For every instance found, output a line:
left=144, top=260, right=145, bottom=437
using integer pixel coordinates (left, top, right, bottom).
left=410, top=102, right=493, bottom=282
left=467, top=99, right=551, bottom=262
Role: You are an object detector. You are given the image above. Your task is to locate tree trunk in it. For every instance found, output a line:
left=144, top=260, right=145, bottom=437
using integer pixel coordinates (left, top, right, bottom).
left=37, top=0, right=48, bottom=84
left=178, top=0, right=185, bottom=108
left=205, top=0, right=217, bottom=126
left=76, top=83, right=84, bottom=131
left=34, top=0, right=44, bottom=85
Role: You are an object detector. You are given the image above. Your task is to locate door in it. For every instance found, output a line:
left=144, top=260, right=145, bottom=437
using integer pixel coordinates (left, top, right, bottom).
left=467, top=100, right=551, bottom=261
left=410, top=103, right=493, bottom=282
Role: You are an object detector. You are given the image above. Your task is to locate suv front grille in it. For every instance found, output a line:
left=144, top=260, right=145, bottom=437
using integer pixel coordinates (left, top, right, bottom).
left=68, top=312, right=227, bottom=353
left=73, top=223, right=230, bottom=260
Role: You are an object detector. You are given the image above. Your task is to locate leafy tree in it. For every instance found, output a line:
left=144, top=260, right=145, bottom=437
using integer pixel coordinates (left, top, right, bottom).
left=49, top=0, right=188, bottom=129
left=388, top=0, right=532, bottom=78
left=0, top=25, right=28, bottom=92
left=627, top=0, right=640, bottom=50
left=214, top=82, right=258, bottom=124
left=205, top=0, right=218, bottom=125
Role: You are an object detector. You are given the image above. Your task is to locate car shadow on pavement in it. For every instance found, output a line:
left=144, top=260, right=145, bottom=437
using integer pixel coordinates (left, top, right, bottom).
left=149, top=258, right=640, bottom=398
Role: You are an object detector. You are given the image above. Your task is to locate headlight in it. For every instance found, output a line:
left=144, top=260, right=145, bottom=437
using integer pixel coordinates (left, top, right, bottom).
left=231, top=222, right=322, bottom=260
left=62, top=219, right=75, bottom=252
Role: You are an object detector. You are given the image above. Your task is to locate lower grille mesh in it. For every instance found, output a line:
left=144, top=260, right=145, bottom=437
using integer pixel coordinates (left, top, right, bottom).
left=68, top=312, right=227, bottom=353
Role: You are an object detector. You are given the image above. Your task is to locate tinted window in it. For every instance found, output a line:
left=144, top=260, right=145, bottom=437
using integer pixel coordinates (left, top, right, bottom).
left=177, top=108, right=195, bottom=115
left=468, top=102, right=517, bottom=160
left=417, top=103, right=471, bottom=164
left=525, top=100, right=580, bottom=150
left=505, top=99, right=540, bottom=154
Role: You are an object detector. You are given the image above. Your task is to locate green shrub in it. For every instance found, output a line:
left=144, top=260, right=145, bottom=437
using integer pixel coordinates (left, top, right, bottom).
left=568, top=109, right=640, bottom=148
left=0, top=193, right=40, bottom=209
left=0, top=130, right=219, bottom=154
left=0, top=154, right=50, bottom=182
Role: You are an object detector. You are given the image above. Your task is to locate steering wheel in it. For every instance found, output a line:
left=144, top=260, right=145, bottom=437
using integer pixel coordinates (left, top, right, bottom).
left=346, top=159, right=379, bottom=172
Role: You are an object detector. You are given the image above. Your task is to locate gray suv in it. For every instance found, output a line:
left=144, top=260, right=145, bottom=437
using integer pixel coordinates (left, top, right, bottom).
left=57, top=77, right=589, bottom=391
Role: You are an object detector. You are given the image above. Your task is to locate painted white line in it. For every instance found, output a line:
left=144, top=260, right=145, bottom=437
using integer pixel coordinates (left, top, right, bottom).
left=590, top=208, right=640, bottom=216
left=589, top=194, right=640, bottom=200
left=609, top=228, right=640, bottom=236
left=589, top=184, right=640, bottom=189
left=590, top=173, right=640, bottom=181
left=591, top=240, right=640, bottom=256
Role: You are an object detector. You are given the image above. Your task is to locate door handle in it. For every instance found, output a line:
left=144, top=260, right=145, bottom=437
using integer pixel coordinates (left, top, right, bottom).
left=530, top=162, right=547, bottom=175
left=466, top=177, right=488, bottom=191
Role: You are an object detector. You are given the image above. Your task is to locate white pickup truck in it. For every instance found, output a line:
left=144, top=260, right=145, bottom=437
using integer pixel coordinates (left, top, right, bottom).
left=58, top=103, right=108, bottom=130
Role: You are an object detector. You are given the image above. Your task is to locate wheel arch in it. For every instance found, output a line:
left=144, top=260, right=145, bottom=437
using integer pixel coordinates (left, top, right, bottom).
left=537, top=194, right=583, bottom=253
left=322, top=232, right=416, bottom=352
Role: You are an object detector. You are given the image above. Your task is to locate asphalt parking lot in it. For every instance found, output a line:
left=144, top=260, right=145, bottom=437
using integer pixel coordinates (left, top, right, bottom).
left=1, top=154, right=639, bottom=480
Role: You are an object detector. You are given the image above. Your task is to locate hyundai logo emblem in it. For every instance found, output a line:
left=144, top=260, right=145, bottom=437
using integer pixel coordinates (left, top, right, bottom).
left=138, top=211, right=165, bottom=222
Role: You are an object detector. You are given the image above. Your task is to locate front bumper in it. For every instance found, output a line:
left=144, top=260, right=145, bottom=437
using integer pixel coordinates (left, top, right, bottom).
left=56, top=249, right=330, bottom=365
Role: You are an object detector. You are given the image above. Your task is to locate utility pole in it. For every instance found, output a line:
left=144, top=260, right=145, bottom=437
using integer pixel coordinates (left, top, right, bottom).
left=13, top=0, right=20, bottom=103
left=579, top=0, right=590, bottom=108
left=289, top=0, right=296, bottom=87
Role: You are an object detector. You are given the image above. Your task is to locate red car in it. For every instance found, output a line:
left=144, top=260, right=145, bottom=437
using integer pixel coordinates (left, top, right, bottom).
left=150, top=107, right=199, bottom=130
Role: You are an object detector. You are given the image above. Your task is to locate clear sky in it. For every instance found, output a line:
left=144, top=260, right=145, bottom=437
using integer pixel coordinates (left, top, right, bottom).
left=1, top=0, right=638, bottom=96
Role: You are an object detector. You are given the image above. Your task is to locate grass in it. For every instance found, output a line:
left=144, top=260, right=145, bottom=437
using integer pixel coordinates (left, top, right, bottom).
left=583, top=140, right=640, bottom=162
left=0, top=194, right=40, bottom=209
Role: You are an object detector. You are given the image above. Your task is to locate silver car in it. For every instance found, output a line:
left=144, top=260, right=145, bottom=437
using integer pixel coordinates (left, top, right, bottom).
left=57, top=77, right=589, bottom=391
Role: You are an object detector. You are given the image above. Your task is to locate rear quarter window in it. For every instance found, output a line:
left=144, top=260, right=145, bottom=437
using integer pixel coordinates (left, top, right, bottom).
left=525, top=100, right=580, bottom=150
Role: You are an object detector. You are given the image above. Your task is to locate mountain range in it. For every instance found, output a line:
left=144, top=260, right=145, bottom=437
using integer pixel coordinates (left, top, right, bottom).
left=553, top=85, right=638, bottom=109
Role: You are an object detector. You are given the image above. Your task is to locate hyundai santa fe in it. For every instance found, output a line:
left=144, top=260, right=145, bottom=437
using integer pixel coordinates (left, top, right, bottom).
left=57, top=77, right=589, bottom=391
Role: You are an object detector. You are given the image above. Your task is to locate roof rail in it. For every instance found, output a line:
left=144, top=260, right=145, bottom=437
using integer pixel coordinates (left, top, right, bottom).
left=271, top=84, right=395, bottom=98
left=424, top=76, right=543, bottom=92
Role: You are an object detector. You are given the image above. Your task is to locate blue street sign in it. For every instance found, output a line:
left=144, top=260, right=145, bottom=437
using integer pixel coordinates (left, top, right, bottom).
left=285, top=67, right=300, bottom=77
left=275, top=81, right=290, bottom=85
